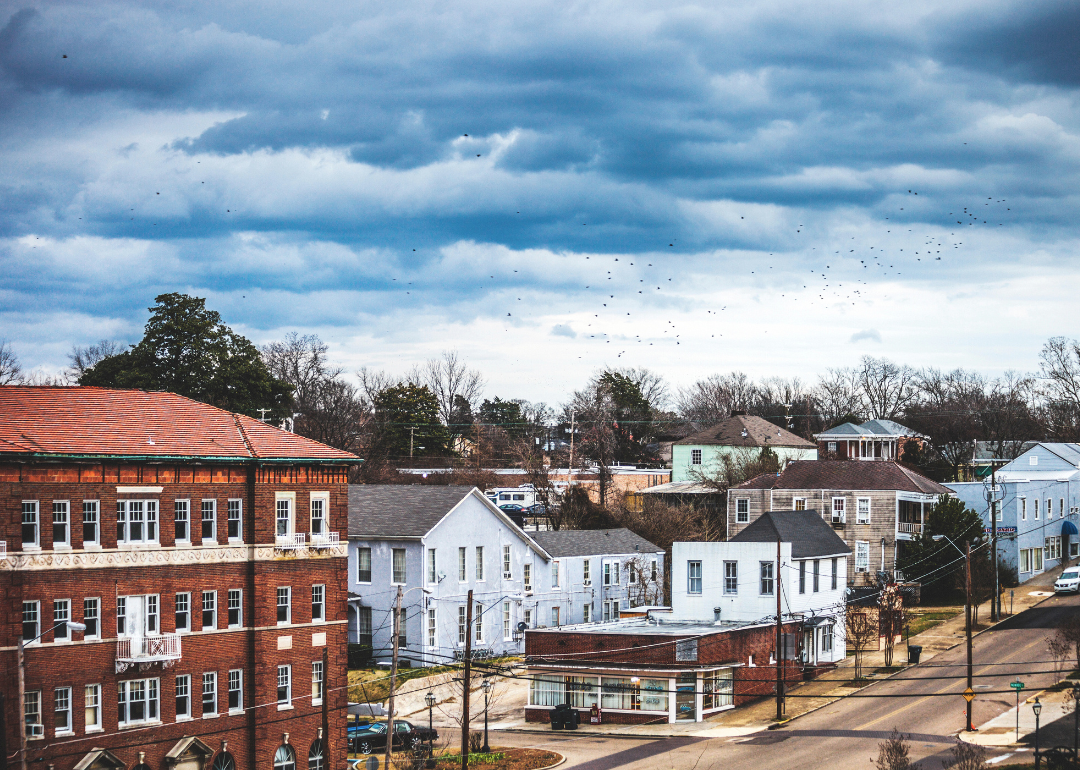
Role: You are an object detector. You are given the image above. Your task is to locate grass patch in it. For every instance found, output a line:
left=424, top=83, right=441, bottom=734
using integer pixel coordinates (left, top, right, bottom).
left=434, top=753, right=505, bottom=763
left=348, top=665, right=456, bottom=703
left=906, top=608, right=962, bottom=636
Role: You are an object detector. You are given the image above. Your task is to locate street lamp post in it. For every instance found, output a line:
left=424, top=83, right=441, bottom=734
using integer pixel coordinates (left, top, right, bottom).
left=19, top=620, right=87, bottom=770
left=480, top=680, right=492, bottom=753
left=424, top=691, right=436, bottom=768
left=1033, top=697, right=1043, bottom=770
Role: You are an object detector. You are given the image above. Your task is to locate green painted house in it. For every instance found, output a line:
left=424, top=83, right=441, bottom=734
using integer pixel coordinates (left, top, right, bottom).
left=671, top=413, right=817, bottom=482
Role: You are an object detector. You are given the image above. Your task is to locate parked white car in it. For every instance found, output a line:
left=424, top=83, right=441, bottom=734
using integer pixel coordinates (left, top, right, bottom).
left=1054, top=567, right=1080, bottom=594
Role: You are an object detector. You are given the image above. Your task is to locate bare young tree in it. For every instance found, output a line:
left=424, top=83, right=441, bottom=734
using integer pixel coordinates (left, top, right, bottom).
left=67, top=339, right=126, bottom=382
left=1039, top=336, right=1080, bottom=440
left=942, top=739, right=986, bottom=770
left=873, top=730, right=915, bottom=770
left=857, top=356, right=919, bottom=419
left=676, top=371, right=758, bottom=426
left=846, top=608, right=879, bottom=680
left=814, top=367, right=864, bottom=426
left=423, top=351, right=485, bottom=426
left=358, top=367, right=397, bottom=403
left=624, top=554, right=665, bottom=607
left=262, top=332, right=336, bottom=410
left=0, top=339, right=23, bottom=384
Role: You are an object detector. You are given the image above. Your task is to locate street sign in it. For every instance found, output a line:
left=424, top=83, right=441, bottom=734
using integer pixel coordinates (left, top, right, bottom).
left=1010, top=681, right=1025, bottom=691
left=962, top=687, right=975, bottom=703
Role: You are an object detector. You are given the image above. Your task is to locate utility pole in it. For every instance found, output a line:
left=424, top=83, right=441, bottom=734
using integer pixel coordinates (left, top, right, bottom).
left=385, top=586, right=402, bottom=770
left=965, top=541, right=974, bottom=733
left=567, top=413, right=576, bottom=480
left=461, top=590, right=474, bottom=770
left=991, top=463, right=1000, bottom=622
left=410, top=426, right=417, bottom=459
left=776, top=536, right=784, bottom=721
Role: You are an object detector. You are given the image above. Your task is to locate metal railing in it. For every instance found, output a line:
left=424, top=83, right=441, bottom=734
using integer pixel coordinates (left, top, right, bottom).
left=310, top=531, right=340, bottom=549
left=276, top=533, right=307, bottom=551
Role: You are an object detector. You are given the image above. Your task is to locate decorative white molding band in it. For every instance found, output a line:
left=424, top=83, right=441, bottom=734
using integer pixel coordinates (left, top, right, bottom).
left=1, top=543, right=346, bottom=571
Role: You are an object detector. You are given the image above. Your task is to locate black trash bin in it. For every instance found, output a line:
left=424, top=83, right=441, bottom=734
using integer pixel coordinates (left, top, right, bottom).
left=551, top=703, right=576, bottom=730
left=907, top=645, right=922, bottom=664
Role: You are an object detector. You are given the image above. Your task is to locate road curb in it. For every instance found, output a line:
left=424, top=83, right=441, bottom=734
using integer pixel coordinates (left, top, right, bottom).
left=496, top=727, right=674, bottom=740
left=533, top=754, right=567, bottom=770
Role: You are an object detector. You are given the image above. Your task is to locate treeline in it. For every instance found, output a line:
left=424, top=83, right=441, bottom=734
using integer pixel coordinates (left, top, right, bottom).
left=4, top=293, right=1080, bottom=484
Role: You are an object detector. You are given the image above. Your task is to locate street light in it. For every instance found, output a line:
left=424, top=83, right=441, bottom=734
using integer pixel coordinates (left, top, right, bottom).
left=480, top=679, right=493, bottom=753
left=424, top=691, right=437, bottom=768
left=1033, top=697, right=1043, bottom=770
left=19, top=620, right=87, bottom=770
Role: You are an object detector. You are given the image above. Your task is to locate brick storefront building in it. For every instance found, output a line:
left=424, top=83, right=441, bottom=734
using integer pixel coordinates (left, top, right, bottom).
left=523, top=618, right=805, bottom=725
left=0, top=387, right=357, bottom=770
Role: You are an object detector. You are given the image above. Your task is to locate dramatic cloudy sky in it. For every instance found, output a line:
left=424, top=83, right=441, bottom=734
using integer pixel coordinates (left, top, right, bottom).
left=2, top=0, right=1079, bottom=405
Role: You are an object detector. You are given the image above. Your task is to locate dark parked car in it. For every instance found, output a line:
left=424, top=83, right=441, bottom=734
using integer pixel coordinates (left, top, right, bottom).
left=348, top=720, right=438, bottom=755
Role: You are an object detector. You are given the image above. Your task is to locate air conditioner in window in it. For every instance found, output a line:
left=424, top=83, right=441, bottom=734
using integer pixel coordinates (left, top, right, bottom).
left=583, top=580, right=591, bottom=587
left=27, top=724, right=44, bottom=738
left=503, top=571, right=512, bottom=580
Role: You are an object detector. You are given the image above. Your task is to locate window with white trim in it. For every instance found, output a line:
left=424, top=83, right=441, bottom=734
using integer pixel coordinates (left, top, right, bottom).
left=856, top=498, right=870, bottom=524
left=227, top=589, right=242, bottom=628
left=458, top=606, right=467, bottom=645
left=357, top=547, right=372, bottom=583
left=1046, top=498, right=1053, bottom=520
left=311, top=585, right=324, bottom=623
left=723, top=561, right=737, bottom=594
left=583, top=559, right=591, bottom=586
left=831, top=497, right=846, bottom=524
left=22, top=501, right=39, bottom=549
left=202, top=591, right=217, bottom=630
left=831, top=558, right=838, bottom=590
left=793, top=497, right=806, bottom=511
left=200, top=500, right=216, bottom=542
left=117, top=500, right=158, bottom=544
left=84, top=597, right=99, bottom=638
left=428, top=548, right=437, bottom=584
left=503, top=601, right=512, bottom=640
left=277, top=665, right=291, bottom=705
left=277, top=587, right=291, bottom=625
left=550, top=606, right=560, bottom=627
left=475, top=603, right=484, bottom=642
left=855, top=541, right=870, bottom=572
left=1020, top=498, right=1027, bottom=520
left=276, top=497, right=293, bottom=538
left=822, top=624, right=834, bottom=653
left=175, top=675, right=190, bottom=720
left=1034, top=499, right=1040, bottom=520
left=427, top=608, right=436, bottom=647
left=523, top=563, right=532, bottom=592
left=83, top=500, right=99, bottom=546
left=503, top=545, right=512, bottom=578
left=202, top=672, right=217, bottom=716
left=227, top=499, right=242, bottom=541
left=84, top=684, right=101, bottom=730
left=22, top=600, right=39, bottom=642
left=174, top=500, right=190, bottom=542
left=392, top=549, right=406, bottom=584
left=735, top=498, right=749, bottom=523
left=311, top=661, right=323, bottom=705
left=688, top=561, right=702, bottom=594
left=759, top=561, right=774, bottom=595
left=24, top=691, right=41, bottom=736
left=54, top=687, right=72, bottom=735
left=53, top=599, right=71, bottom=641
left=118, top=678, right=159, bottom=725
left=228, top=670, right=243, bottom=712
left=583, top=603, right=592, bottom=623
left=458, top=547, right=467, bottom=581
left=310, top=493, right=327, bottom=537
left=53, top=501, right=70, bottom=547
left=476, top=546, right=484, bottom=581
left=551, top=560, right=560, bottom=589
left=175, top=593, right=190, bottom=633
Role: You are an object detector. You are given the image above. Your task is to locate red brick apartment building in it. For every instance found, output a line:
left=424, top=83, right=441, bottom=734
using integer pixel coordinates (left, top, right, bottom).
left=0, top=387, right=357, bottom=770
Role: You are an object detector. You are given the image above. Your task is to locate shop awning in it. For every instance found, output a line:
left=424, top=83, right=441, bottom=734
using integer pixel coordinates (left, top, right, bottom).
left=1062, top=520, right=1079, bottom=536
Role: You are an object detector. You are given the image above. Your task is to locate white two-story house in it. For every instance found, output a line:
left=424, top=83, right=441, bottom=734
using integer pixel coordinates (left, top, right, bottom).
left=672, top=510, right=851, bottom=666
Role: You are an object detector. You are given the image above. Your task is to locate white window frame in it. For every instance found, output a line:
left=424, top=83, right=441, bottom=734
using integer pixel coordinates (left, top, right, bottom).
left=855, top=541, right=870, bottom=572
left=118, top=678, right=159, bottom=726
left=85, top=684, right=101, bottom=731
left=309, top=492, right=329, bottom=537
left=856, top=497, right=870, bottom=524
left=54, top=687, right=72, bottom=735
left=277, top=587, right=291, bottom=625
left=202, top=591, right=217, bottom=631
left=117, top=500, right=159, bottom=545
left=227, top=499, right=243, bottom=542
left=428, top=548, right=437, bottom=584
left=502, top=545, right=512, bottom=579
left=174, top=500, right=190, bottom=543
left=175, top=674, right=191, bottom=720
left=457, top=606, right=467, bottom=646
left=24, top=690, right=41, bottom=737
left=475, top=602, right=483, bottom=643
left=53, top=501, right=70, bottom=548
left=22, top=500, right=40, bottom=550
left=583, top=559, right=592, bottom=586
left=427, top=607, right=436, bottom=647
left=201, top=500, right=217, bottom=543
left=1046, top=499, right=1053, bottom=520
left=311, top=661, right=324, bottom=706
left=793, top=497, right=806, bottom=511
left=723, top=561, right=737, bottom=595
left=83, top=500, right=100, bottom=547
left=228, top=669, right=243, bottom=713
left=476, top=546, right=484, bottom=581
left=53, top=599, right=71, bottom=642
left=1034, top=499, right=1040, bottom=520
left=831, top=497, right=846, bottom=524
left=176, top=592, right=190, bottom=633
left=583, top=603, right=592, bottom=623
left=84, top=597, right=100, bottom=639
left=735, top=498, right=749, bottom=523
left=458, top=547, right=467, bottom=581
left=523, top=563, right=532, bottom=593
left=357, top=547, right=372, bottom=583
left=227, top=589, right=242, bottom=628
left=688, top=561, right=703, bottom=594
left=551, top=606, right=560, bottom=627
left=202, top=672, right=217, bottom=717
left=503, top=601, right=512, bottom=640
left=759, top=561, right=774, bottom=596
left=1020, top=497, right=1027, bottom=521
left=392, top=549, right=406, bottom=585
left=552, top=560, right=561, bottom=589
left=275, top=493, right=295, bottom=540
left=311, top=584, right=325, bottom=623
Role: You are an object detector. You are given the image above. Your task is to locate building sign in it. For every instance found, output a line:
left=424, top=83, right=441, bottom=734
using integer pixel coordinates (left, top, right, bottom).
left=984, top=527, right=1017, bottom=533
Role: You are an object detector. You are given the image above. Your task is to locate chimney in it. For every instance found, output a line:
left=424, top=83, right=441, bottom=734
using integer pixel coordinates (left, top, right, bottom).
left=713, top=607, right=722, bottom=623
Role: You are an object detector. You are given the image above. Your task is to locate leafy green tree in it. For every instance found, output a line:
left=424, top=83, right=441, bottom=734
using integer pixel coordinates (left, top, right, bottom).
left=79, top=293, right=292, bottom=418
left=479, top=397, right=525, bottom=437
left=898, top=495, right=986, bottom=603
left=371, top=383, right=451, bottom=459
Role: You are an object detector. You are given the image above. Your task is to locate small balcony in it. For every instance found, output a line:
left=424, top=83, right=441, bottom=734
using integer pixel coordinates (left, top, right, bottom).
left=275, top=533, right=307, bottom=552
left=897, top=521, right=923, bottom=538
left=116, top=633, right=182, bottom=673
left=310, top=531, right=340, bottom=550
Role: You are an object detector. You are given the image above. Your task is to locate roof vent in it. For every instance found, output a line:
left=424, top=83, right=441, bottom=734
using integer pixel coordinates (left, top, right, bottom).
left=741, top=429, right=748, bottom=437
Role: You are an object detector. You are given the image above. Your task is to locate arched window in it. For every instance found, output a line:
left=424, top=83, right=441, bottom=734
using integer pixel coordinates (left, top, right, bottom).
left=273, top=745, right=296, bottom=770
left=213, top=753, right=236, bottom=770
left=308, top=741, right=324, bottom=770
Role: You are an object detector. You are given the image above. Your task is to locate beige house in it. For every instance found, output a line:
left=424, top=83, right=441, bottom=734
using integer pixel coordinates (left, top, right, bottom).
left=727, top=461, right=952, bottom=587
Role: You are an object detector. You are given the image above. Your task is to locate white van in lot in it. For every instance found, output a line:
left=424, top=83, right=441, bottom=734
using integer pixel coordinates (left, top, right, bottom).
left=1054, top=567, right=1080, bottom=594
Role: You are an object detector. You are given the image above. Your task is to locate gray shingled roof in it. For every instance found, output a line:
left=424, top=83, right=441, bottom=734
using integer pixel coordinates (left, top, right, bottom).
left=531, top=528, right=662, bottom=557
left=673, top=414, right=815, bottom=449
left=730, top=511, right=852, bottom=559
left=735, top=460, right=951, bottom=495
left=348, top=485, right=477, bottom=538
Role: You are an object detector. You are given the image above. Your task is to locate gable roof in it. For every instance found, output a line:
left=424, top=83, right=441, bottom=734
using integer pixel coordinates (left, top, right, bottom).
left=730, top=510, right=852, bottom=558
left=531, top=528, right=662, bottom=557
left=673, top=414, right=815, bottom=449
left=0, top=386, right=357, bottom=461
left=734, top=460, right=950, bottom=495
left=817, top=419, right=920, bottom=439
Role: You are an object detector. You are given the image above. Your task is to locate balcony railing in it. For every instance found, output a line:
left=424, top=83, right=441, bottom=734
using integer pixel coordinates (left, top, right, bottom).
left=116, top=633, right=182, bottom=672
left=276, top=533, right=307, bottom=552
left=897, top=521, right=923, bottom=535
left=310, top=531, right=340, bottom=549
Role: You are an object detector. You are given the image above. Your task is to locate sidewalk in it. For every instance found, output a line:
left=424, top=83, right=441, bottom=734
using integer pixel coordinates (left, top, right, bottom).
left=960, top=686, right=1076, bottom=747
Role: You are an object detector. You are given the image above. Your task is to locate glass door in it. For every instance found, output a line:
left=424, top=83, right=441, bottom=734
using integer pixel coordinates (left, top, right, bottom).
left=675, top=672, right=697, bottom=721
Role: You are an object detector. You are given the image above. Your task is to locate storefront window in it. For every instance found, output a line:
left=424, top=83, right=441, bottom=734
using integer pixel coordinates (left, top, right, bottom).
left=703, top=670, right=734, bottom=710
left=529, top=675, right=564, bottom=707
left=566, top=677, right=599, bottom=708
left=640, top=680, right=668, bottom=712
left=601, top=677, right=642, bottom=710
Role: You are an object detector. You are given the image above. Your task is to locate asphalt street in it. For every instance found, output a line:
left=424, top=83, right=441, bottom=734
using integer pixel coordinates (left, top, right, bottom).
left=494, top=591, right=1080, bottom=769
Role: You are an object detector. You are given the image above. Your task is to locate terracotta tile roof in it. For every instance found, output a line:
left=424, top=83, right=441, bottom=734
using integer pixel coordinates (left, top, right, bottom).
left=673, top=414, right=815, bottom=449
left=734, top=460, right=950, bottom=495
left=0, top=386, right=358, bottom=461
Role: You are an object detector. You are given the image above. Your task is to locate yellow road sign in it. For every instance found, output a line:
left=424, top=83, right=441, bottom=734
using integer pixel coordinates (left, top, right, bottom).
left=962, top=687, right=975, bottom=703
